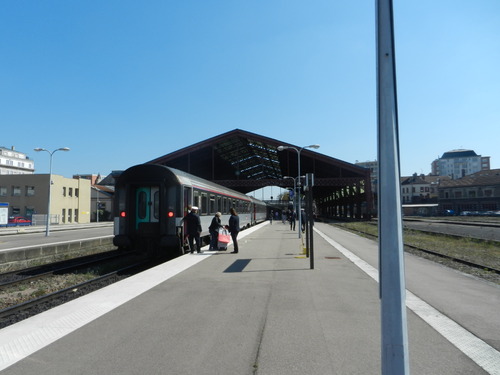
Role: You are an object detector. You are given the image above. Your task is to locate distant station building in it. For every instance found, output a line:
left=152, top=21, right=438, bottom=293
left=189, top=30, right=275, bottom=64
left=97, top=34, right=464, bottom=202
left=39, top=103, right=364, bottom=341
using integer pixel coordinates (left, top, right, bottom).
left=431, top=149, right=490, bottom=180
left=0, top=146, right=35, bottom=175
left=438, top=169, right=500, bottom=215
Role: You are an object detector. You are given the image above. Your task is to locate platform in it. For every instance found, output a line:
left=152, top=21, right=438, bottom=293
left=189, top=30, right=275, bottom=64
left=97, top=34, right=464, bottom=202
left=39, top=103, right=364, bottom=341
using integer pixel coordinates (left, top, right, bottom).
left=0, top=221, right=499, bottom=374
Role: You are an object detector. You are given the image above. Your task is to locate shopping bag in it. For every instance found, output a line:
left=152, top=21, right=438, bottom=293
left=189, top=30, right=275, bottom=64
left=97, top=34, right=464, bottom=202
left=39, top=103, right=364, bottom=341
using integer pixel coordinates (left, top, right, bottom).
left=218, top=228, right=231, bottom=244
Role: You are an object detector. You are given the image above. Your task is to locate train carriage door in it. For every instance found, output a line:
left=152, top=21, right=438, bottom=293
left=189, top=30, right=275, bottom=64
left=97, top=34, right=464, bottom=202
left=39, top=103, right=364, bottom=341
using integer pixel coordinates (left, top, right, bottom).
left=135, top=186, right=159, bottom=230
left=183, top=186, right=192, bottom=215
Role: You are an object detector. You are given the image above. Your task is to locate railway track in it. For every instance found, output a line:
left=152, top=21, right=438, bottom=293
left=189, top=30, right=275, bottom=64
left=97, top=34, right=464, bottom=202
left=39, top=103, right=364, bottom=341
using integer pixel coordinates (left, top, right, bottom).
left=0, top=251, right=154, bottom=329
left=332, top=221, right=500, bottom=281
left=0, top=250, right=124, bottom=287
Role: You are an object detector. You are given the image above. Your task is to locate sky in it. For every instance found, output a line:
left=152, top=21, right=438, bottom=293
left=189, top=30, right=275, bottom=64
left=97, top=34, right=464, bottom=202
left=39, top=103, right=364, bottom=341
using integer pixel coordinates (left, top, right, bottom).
left=1, top=1, right=499, bottom=199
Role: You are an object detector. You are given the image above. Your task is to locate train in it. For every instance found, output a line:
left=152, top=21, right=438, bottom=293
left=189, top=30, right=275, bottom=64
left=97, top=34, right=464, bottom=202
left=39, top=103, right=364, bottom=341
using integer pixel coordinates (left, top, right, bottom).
left=113, top=164, right=267, bottom=256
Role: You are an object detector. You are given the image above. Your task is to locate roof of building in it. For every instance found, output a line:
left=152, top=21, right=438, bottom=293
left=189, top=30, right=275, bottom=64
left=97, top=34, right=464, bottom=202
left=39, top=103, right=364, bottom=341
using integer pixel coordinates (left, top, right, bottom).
left=147, top=128, right=371, bottom=195
left=441, top=149, right=478, bottom=159
left=439, top=169, right=500, bottom=188
left=401, top=174, right=449, bottom=185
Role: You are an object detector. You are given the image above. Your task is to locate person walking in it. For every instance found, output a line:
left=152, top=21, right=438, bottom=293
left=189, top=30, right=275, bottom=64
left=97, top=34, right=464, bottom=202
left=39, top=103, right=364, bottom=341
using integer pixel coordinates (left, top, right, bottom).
left=228, top=207, right=240, bottom=254
left=289, top=209, right=296, bottom=231
left=184, top=206, right=202, bottom=253
left=209, top=212, right=222, bottom=250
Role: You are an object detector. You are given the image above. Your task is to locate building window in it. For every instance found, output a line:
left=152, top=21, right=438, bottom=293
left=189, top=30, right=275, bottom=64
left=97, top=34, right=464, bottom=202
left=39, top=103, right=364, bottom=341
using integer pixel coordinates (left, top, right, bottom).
left=75, top=209, right=78, bottom=222
left=62, top=209, right=66, bottom=223
left=0, top=186, right=6, bottom=196
left=68, top=209, right=72, bottom=223
left=12, top=186, right=21, bottom=196
left=468, top=191, right=476, bottom=198
left=484, top=190, right=493, bottom=197
left=454, top=191, right=462, bottom=198
left=69, top=187, right=73, bottom=197
left=63, top=187, right=67, bottom=197
left=26, top=186, right=35, bottom=196
left=75, top=188, right=79, bottom=197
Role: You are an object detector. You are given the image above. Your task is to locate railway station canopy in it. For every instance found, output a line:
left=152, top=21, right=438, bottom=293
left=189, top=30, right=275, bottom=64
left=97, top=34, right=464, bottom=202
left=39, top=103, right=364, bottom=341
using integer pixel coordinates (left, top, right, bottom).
left=149, top=129, right=373, bottom=218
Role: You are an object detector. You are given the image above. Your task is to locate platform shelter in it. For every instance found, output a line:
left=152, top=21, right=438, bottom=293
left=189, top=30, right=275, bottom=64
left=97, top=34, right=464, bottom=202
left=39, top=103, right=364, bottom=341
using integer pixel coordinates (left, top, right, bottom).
left=149, top=129, right=373, bottom=219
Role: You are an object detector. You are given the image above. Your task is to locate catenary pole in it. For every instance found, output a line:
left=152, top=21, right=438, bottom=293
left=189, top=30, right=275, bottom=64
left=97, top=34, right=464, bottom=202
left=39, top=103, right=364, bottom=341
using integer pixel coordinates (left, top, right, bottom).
left=376, top=0, right=410, bottom=374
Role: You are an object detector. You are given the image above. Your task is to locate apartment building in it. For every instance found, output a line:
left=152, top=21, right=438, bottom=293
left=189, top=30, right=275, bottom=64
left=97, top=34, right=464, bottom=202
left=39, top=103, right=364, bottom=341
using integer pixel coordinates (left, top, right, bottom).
left=0, top=146, right=35, bottom=175
left=431, top=149, right=490, bottom=180
left=0, top=174, right=91, bottom=223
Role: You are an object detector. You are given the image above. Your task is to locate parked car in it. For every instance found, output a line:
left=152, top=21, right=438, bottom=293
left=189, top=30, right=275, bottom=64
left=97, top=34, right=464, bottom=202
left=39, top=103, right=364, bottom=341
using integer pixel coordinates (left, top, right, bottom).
left=8, top=216, right=32, bottom=226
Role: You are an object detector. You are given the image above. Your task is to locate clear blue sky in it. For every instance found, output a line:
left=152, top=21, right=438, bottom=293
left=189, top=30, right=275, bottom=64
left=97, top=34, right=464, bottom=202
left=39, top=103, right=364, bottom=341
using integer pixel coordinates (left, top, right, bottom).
left=2, top=1, right=499, bottom=198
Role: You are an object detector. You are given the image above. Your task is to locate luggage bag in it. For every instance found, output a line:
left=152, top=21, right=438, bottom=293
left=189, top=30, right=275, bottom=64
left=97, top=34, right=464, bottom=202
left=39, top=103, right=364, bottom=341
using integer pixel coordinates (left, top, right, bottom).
left=217, top=228, right=231, bottom=250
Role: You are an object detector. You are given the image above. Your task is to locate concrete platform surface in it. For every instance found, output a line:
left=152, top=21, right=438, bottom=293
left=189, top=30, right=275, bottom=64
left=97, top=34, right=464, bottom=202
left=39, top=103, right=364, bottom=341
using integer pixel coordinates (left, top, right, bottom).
left=0, top=221, right=499, bottom=374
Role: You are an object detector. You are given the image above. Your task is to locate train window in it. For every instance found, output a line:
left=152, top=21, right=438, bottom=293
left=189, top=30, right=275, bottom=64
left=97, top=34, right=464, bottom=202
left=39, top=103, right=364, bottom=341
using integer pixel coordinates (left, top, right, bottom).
left=138, top=191, right=147, bottom=219
left=217, top=196, right=222, bottom=212
left=153, top=190, right=160, bottom=219
left=193, top=190, right=201, bottom=210
left=201, top=193, right=208, bottom=215
left=210, top=194, right=215, bottom=214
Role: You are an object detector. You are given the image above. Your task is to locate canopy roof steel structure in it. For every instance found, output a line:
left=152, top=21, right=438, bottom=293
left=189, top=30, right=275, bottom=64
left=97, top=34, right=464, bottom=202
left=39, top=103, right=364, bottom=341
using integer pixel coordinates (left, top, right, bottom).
left=149, top=129, right=373, bottom=218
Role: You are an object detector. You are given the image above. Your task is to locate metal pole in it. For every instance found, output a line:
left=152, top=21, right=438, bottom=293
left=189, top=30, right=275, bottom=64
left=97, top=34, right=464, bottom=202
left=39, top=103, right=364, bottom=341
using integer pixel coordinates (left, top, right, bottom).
left=96, top=188, right=99, bottom=223
left=46, top=153, right=53, bottom=236
left=34, top=147, right=70, bottom=237
left=297, top=149, right=302, bottom=239
left=376, top=0, right=410, bottom=373
left=278, top=145, right=319, bottom=238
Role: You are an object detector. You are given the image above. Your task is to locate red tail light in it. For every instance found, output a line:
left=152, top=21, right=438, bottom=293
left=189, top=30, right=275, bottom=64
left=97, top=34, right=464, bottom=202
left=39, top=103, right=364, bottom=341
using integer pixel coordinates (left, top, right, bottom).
left=120, top=211, right=126, bottom=218
left=167, top=211, right=174, bottom=218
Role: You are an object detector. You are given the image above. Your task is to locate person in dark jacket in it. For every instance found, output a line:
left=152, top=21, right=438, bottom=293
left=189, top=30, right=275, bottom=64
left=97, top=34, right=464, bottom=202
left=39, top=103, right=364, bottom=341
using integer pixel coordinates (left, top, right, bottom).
left=228, top=207, right=240, bottom=253
left=288, top=209, right=296, bottom=231
left=209, top=212, right=222, bottom=250
left=184, top=206, right=202, bottom=253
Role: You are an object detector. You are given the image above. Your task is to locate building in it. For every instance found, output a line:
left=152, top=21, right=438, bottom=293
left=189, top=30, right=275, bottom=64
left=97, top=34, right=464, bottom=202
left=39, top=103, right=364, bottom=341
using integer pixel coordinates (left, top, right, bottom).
left=431, top=149, right=490, bottom=180
left=400, top=173, right=447, bottom=204
left=74, top=174, right=114, bottom=221
left=0, top=146, right=35, bottom=175
left=438, top=169, right=500, bottom=215
left=0, top=174, right=91, bottom=223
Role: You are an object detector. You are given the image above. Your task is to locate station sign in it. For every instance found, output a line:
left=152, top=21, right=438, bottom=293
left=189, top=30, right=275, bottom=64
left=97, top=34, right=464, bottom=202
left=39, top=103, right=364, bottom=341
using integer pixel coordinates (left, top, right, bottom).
left=0, top=202, right=8, bottom=225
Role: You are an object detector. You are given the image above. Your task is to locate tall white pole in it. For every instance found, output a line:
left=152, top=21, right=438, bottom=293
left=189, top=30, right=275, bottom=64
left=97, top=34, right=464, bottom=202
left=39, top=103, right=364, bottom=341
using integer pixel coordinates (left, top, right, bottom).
left=376, top=0, right=410, bottom=373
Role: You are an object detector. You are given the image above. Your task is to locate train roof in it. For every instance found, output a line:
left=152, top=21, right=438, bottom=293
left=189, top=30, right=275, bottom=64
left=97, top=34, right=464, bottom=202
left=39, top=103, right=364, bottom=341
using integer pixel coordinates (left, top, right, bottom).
left=118, top=164, right=264, bottom=203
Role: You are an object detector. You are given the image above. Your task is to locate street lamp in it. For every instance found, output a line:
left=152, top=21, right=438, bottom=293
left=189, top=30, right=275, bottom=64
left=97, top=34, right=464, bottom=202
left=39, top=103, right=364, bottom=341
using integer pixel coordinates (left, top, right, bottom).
left=278, top=144, right=320, bottom=238
left=34, top=147, right=70, bottom=236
